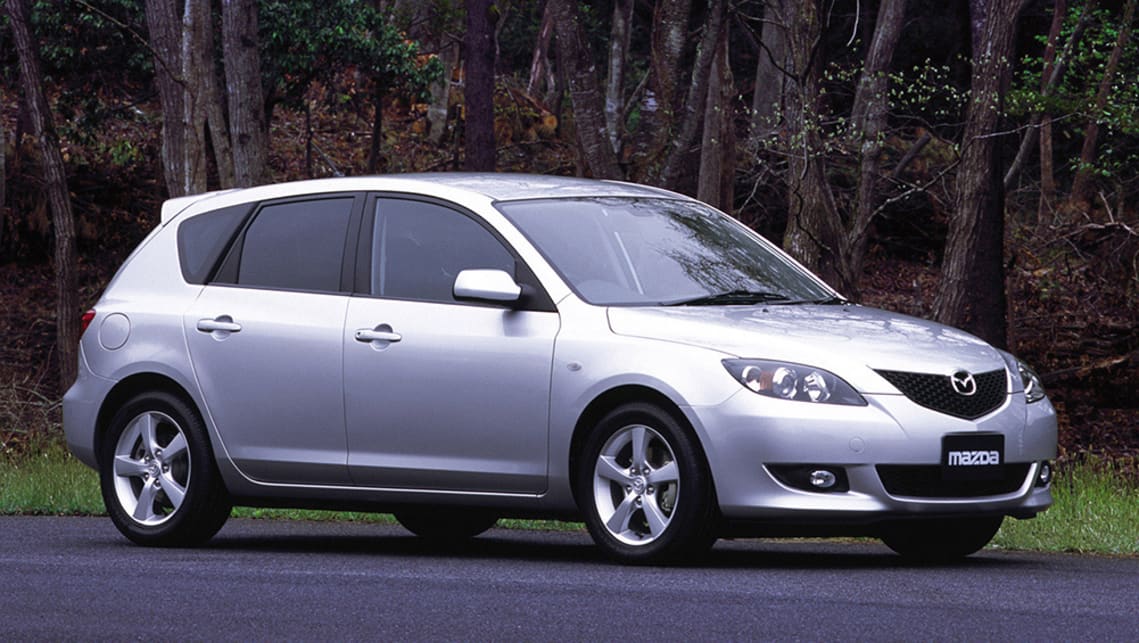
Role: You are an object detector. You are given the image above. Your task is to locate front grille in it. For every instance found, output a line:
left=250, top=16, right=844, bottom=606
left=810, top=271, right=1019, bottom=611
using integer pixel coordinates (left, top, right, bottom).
left=877, top=464, right=1031, bottom=498
left=876, top=368, right=1007, bottom=419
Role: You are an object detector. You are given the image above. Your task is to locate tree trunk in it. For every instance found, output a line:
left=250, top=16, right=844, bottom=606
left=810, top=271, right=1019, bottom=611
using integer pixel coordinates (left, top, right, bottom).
left=1036, top=0, right=1067, bottom=213
left=934, top=0, right=1028, bottom=348
left=201, top=11, right=235, bottom=190
left=1, top=64, right=6, bottom=252
left=367, top=84, right=385, bottom=174
left=526, top=0, right=558, bottom=105
left=551, top=0, right=622, bottom=179
left=181, top=0, right=209, bottom=194
left=222, top=0, right=269, bottom=187
left=697, top=24, right=734, bottom=211
left=144, top=0, right=187, bottom=197
left=605, top=0, right=635, bottom=155
left=845, top=0, right=907, bottom=299
left=1070, top=0, right=1136, bottom=208
left=750, top=0, right=790, bottom=141
left=464, top=0, right=497, bottom=172
left=630, top=0, right=692, bottom=182
left=7, top=0, right=79, bottom=391
left=659, top=0, right=726, bottom=188
left=427, top=40, right=459, bottom=146
left=1004, top=0, right=1090, bottom=194
left=782, top=0, right=844, bottom=289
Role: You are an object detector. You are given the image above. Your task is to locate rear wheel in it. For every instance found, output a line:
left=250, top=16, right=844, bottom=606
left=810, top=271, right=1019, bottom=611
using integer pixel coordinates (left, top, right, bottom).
left=880, top=516, right=1003, bottom=562
left=394, top=508, right=498, bottom=542
left=576, top=402, right=717, bottom=564
left=100, top=391, right=231, bottom=547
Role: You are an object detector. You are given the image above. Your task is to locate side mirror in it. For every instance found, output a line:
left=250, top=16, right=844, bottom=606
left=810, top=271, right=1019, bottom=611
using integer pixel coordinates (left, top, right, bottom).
left=453, top=269, right=522, bottom=303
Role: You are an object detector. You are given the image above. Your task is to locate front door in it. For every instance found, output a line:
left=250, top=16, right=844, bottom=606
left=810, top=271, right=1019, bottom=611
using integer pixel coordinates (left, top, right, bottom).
left=343, top=198, right=558, bottom=493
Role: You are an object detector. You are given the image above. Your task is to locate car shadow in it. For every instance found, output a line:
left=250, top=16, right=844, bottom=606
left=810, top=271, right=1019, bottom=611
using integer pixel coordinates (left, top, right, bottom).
left=195, top=520, right=1033, bottom=571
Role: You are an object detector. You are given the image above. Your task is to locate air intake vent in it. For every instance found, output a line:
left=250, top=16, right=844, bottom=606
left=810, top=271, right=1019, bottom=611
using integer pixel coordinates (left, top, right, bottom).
left=877, top=464, right=1031, bottom=498
left=876, top=369, right=1007, bottom=419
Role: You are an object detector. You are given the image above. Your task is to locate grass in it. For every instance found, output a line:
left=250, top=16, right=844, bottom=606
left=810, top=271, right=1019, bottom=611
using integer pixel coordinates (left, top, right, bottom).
left=993, top=460, right=1139, bottom=555
left=2, top=442, right=1136, bottom=555
left=0, top=439, right=580, bottom=531
left=0, top=441, right=103, bottom=515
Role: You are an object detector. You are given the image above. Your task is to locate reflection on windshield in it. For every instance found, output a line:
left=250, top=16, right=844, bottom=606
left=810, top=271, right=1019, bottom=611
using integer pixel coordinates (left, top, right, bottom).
left=497, top=197, right=834, bottom=306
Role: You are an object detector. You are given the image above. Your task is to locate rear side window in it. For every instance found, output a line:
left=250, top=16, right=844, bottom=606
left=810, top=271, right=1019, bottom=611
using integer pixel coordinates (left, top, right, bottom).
left=222, top=197, right=355, bottom=292
left=176, top=203, right=251, bottom=284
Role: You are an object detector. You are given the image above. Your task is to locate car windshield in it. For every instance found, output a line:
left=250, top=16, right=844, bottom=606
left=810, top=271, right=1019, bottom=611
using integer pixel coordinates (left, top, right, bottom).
left=497, top=197, right=835, bottom=306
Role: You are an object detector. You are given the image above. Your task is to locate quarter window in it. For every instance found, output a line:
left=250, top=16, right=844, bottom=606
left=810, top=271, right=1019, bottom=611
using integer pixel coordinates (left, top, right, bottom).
left=235, top=198, right=354, bottom=292
left=177, top=203, right=251, bottom=284
left=372, top=199, right=514, bottom=303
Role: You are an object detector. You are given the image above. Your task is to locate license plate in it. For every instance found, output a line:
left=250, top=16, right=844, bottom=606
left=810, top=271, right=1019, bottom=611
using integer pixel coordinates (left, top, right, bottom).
left=942, top=434, right=1004, bottom=481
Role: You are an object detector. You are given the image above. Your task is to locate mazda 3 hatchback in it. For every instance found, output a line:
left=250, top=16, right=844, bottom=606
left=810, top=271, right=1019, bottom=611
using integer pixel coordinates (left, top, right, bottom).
left=64, top=174, right=1057, bottom=563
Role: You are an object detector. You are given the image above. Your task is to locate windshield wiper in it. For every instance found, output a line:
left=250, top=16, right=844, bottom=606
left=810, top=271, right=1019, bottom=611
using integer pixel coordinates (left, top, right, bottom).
left=777, top=295, right=850, bottom=305
left=664, top=290, right=793, bottom=306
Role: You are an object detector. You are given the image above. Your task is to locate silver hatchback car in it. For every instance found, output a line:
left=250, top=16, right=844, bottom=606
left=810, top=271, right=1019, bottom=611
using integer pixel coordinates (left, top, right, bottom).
left=64, top=174, right=1056, bottom=563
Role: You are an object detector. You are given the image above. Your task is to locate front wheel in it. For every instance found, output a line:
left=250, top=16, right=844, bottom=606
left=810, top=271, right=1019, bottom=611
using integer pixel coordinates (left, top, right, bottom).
left=880, top=516, right=1003, bottom=562
left=576, top=402, right=718, bottom=564
left=99, top=391, right=231, bottom=547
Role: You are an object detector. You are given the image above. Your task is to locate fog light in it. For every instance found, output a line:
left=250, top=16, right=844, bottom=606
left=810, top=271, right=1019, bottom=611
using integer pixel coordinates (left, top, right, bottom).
left=809, top=469, right=838, bottom=489
left=1037, top=461, right=1052, bottom=487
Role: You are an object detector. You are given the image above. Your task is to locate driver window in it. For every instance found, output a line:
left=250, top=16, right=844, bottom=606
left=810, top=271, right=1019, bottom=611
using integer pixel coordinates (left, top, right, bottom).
left=372, top=199, right=515, bottom=303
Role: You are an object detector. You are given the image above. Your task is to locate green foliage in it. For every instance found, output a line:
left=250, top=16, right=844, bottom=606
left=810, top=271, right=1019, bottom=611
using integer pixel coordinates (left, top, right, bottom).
left=495, top=1, right=547, bottom=76
left=7, top=0, right=152, bottom=157
left=261, top=0, right=443, bottom=110
left=1009, top=0, right=1139, bottom=185
left=29, top=0, right=151, bottom=82
left=888, top=57, right=970, bottom=130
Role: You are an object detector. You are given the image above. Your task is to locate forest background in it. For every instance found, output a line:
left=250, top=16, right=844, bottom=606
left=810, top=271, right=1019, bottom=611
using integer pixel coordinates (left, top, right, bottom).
left=0, top=0, right=1136, bottom=467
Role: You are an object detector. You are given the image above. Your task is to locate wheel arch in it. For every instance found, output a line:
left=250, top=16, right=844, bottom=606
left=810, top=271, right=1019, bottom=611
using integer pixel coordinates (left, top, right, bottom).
left=567, top=384, right=716, bottom=511
left=94, top=373, right=201, bottom=468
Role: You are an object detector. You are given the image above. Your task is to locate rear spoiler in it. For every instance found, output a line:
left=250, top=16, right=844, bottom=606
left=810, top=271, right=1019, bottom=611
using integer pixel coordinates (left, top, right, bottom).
left=159, top=188, right=241, bottom=224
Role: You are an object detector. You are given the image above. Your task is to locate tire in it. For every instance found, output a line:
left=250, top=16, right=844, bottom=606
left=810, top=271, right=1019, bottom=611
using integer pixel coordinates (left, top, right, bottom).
left=880, top=516, right=1003, bottom=562
left=99, top=391, right=231, bottom=547
left=394, top=508, right=498, bottom=542
left=575, top=402, right=718, bottom=564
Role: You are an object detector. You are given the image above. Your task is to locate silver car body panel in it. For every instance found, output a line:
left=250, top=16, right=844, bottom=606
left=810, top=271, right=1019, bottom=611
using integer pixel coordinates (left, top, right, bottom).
left=343, top=296, right=558, bottom=493
left=184, top=286, right=352, bottom=485
left=64, top=174, right=1057, bottom=527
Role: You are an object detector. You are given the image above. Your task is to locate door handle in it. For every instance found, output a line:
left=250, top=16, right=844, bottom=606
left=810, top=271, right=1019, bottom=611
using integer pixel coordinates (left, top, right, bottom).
left=197, top=317, right=242, bottom=333
left=354, top=328, right=402, bottom=343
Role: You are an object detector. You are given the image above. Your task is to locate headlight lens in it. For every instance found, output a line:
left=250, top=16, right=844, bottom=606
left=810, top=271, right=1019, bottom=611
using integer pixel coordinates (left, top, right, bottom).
left=723, top=359, right=866, bottom=405
left=1017, top=359, right=1046, bottom=403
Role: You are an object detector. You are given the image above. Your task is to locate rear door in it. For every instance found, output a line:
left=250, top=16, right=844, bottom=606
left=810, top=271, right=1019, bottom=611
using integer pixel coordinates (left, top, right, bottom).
left=184, top=194, right=363, bottom=485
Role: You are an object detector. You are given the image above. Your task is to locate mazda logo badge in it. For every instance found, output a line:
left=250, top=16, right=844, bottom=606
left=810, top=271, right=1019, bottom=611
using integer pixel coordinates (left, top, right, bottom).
left=950, top=370, right=977, bottom=396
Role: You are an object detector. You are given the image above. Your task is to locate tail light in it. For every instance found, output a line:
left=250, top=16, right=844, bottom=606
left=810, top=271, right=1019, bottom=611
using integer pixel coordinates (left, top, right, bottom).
left=80, top=310, right=96, bottom=337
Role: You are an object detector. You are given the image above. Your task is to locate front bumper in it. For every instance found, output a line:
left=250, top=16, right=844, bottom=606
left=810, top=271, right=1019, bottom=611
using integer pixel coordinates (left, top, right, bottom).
left=690, top=387, right=1058, bottom=523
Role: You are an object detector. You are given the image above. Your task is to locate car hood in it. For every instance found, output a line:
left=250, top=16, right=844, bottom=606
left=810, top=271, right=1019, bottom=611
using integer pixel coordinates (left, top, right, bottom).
left=607, top=304, right=1008, bottom=394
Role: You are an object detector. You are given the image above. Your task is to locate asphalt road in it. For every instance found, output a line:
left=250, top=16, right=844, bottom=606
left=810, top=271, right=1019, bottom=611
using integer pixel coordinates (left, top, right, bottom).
left=2, top=516, right=1137, bottom=640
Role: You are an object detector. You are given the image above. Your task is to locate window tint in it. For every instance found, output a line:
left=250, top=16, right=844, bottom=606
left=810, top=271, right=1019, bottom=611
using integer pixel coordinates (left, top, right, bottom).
left=177, top=203, right=251, bottom=284
left=373, top=199, right=514, bottom=303
left=236, top=198, right=353, bottom=292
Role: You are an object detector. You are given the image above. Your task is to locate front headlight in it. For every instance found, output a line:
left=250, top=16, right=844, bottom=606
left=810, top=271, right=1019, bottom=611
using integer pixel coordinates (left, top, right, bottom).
left=722, top=359, right=866, bottom=405
left=1017, top=359, right=1046, bottom=403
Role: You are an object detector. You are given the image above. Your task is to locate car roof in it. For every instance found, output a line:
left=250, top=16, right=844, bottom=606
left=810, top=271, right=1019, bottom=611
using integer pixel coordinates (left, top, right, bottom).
left=160, top=173, right=688, bottom=224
